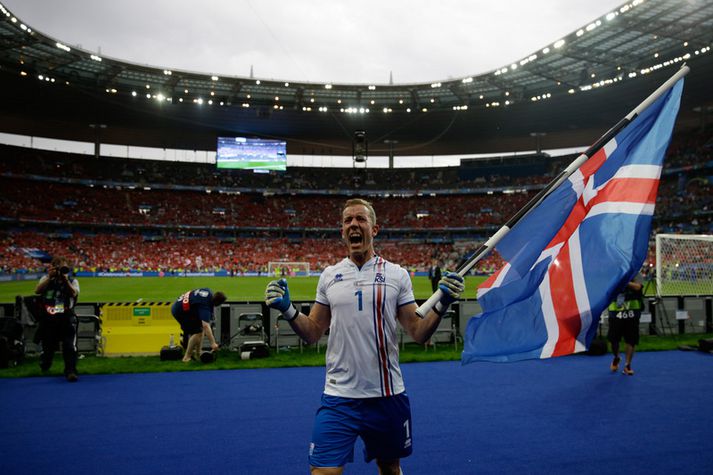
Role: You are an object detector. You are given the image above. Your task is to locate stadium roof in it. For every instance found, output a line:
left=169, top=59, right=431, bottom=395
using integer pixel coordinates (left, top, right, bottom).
left=0, top=0, right=712, bottom=156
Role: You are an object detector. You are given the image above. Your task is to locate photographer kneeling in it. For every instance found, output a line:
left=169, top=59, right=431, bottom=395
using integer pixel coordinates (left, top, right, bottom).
left=35, top=256, right=80, bottom=382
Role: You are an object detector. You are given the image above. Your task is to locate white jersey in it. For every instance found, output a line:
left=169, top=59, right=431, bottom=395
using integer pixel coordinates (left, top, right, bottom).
left=316, top=255, right=415, bottom=398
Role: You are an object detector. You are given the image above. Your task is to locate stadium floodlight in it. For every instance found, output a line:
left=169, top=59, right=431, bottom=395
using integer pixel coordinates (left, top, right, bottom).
left=553, top=39, right=565, bottom=48
left=416, top=64, right=690, bottom=317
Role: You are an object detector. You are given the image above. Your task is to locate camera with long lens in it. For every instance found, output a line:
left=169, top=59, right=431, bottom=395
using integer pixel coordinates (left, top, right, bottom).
left=54, top=265, right=70, bottom=280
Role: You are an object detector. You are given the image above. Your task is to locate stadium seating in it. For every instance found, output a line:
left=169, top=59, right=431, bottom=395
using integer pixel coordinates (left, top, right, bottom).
left=0, top=230, right=501, bottom=275
left=0, top=127, right=710, bottom=275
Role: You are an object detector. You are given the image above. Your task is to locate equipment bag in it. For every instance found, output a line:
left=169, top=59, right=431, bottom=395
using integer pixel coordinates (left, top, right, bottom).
left=160, top=345, right=183, bottom=361
left=698, top=338, right=713, bottom=353
left=0, top=317, right=25, bottom=368
left=239, top=341, right=270, bottom=358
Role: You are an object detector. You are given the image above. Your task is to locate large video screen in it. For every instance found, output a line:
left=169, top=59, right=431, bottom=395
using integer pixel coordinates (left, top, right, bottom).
left=216, top=137, right=287, bottom=171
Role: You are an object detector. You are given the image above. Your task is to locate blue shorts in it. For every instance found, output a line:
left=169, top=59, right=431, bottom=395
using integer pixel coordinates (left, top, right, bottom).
left=308, top=393, right=413, bottom=468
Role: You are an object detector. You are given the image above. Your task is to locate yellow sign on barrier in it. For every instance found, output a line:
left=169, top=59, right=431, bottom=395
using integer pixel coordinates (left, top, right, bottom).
left=101, top=302, right=181, bottom=356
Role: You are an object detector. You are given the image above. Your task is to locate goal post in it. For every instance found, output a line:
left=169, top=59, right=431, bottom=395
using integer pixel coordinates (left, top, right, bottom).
left=267, top=261, right=311, bottom=277
left=655, top=234, right=713, bottom=296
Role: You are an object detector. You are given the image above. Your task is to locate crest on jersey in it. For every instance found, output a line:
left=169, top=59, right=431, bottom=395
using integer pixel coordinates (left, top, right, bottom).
left=374, top=273, right=385, bottom=283
left=334, top=274, right=343, bottom=282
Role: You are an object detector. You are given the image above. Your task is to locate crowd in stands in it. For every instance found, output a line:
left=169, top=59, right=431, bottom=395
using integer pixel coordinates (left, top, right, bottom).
left=1, top=170, right=709, bottom=233
left=0, top=126, right=710, bottom=275
left=661, top=128, right=713, bottom=170
left=0, top=231, right=501, bottom=275
left=0, top=177, right=532, bottom=229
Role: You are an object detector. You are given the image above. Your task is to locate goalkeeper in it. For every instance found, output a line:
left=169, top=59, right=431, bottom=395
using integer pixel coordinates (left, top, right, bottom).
left=264, top=198, right=464, bottom=475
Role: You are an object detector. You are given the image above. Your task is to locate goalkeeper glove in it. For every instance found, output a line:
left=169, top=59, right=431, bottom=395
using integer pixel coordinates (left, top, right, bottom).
left=265, top=278, right=298, bottom=320
left=435, top=271, right=465, bottom=316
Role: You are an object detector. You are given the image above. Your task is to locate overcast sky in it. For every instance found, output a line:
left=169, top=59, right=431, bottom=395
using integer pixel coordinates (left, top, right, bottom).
left=5, top=0, right=625, bottom=84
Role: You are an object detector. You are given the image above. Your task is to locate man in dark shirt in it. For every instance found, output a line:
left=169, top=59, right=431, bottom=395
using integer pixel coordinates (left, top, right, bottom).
left=607, top=275, right=644, bottom=376
left=171, top=288, right=225, bottom=362
left=428, top=260, right=442, bottom=293
left=35, top=256, right=80, bottom=382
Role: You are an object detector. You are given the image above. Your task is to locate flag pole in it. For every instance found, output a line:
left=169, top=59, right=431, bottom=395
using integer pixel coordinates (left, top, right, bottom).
left=417, top=64, right=690, bottom=318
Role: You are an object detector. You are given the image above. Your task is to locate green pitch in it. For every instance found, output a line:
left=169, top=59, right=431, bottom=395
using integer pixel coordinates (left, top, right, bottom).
left=0, top=276, right=485, bottom=304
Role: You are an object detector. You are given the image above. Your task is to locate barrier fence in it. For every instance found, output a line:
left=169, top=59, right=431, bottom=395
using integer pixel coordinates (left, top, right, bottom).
left=3, top=295, right=711, bottom=358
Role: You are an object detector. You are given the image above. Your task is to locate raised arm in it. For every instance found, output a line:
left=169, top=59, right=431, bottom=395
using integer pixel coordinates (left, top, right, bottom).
left=265, top=279, right=331, bottom=344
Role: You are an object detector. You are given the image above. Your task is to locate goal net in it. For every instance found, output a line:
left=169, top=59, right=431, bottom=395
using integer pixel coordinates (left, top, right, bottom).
left=656, top=234, right=713, bottom=296
left=268, top=261, right=310, bottom=277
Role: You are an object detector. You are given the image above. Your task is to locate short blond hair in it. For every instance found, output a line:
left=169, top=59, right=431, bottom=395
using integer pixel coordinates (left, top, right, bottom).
left=343, top=198, right=377, bottom=226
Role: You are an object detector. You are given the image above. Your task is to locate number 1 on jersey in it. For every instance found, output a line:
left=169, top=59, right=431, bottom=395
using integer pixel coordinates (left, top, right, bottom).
left=355, top=289, right=363, bottom=311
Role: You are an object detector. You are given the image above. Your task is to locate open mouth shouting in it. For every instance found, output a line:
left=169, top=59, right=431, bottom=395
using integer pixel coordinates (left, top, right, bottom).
left=341, top=203, right=378, bottom=264
left=348, top=232, right=363, bottom=246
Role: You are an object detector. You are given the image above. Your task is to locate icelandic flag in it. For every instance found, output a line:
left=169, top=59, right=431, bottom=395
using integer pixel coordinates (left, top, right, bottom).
left=462, top=79, right=684, bottom=364
left=19, top=248, right=53, bottom=262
